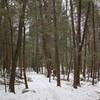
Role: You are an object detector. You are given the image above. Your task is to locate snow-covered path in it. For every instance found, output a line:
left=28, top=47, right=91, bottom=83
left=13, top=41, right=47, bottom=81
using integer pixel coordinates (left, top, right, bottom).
left=0, top=72, right=100, bottom=100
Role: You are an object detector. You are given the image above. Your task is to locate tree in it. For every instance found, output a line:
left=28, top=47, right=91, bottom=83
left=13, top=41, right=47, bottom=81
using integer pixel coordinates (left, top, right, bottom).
left=52, top=0, right=61, bottom=86
left=9, top=0, right=27, bottom=93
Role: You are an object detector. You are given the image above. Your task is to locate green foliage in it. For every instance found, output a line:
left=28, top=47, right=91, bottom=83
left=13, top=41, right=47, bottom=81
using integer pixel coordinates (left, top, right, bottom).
left=0, top=8, right=7, bottom=15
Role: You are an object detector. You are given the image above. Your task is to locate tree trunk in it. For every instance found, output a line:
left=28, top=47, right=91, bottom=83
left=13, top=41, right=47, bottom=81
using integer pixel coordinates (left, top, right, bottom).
left=23, top=26, right=28, bottom=89
left=92, top=2, right=96, bottom=85
left=52, top=0, right=61, bottom=86
left=9, top=0, right=27, bottom=93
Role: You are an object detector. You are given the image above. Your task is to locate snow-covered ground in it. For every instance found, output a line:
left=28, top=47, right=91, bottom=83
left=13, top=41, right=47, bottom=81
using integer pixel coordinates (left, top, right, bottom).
left=0, top=72, right=100, bottom=100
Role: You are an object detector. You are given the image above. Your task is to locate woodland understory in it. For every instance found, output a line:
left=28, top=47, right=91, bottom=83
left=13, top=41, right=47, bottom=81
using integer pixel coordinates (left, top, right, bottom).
left=0, top=0, right=100, bottom=95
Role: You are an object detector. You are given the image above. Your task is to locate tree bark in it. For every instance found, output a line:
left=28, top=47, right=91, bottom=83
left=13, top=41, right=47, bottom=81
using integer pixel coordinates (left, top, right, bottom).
left=9, top=0, right=27, bottom=93
left=52, top=0, right=61, bottom=86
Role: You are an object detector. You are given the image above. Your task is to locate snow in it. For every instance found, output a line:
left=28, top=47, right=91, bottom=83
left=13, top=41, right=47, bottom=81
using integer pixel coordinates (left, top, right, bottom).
left=0, top=72, right=100, bottom=100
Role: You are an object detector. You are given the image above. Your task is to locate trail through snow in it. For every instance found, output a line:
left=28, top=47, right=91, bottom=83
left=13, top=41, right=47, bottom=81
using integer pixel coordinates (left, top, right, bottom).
left=0, top=72, right=100, bottom=100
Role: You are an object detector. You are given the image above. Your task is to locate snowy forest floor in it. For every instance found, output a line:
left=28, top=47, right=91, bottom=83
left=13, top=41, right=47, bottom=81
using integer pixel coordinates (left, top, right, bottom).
left=0, top=72, right=100, bottom=100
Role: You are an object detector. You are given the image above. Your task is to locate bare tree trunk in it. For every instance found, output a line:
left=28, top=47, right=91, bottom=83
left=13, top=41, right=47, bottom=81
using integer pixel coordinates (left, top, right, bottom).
left=9, top=0, right=27, bottom=93
left=4, top=0, right=14, bottom=72
left=52, top=0, right=61, bottom=86
left=73, top=0, right=90, bottom=88
left=83, top=40, right=87, bottom=78
left=92, top=2, right=96, bottom=85
left=23, top=26, right=28, bottom=89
